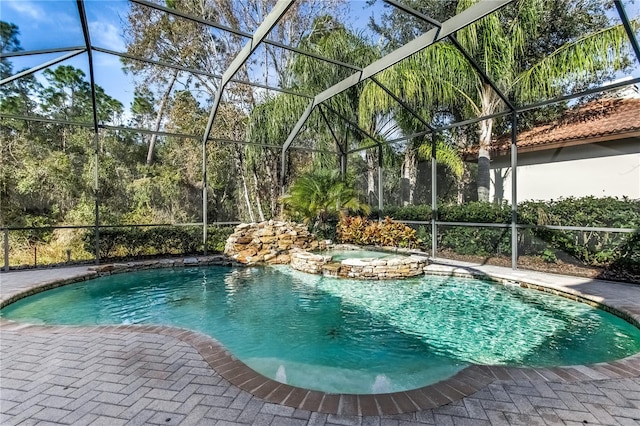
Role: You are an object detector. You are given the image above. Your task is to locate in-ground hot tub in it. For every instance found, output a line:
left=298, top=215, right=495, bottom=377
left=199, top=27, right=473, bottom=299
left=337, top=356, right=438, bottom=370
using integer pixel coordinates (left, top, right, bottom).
left=290, top=246, right=428, bottom=279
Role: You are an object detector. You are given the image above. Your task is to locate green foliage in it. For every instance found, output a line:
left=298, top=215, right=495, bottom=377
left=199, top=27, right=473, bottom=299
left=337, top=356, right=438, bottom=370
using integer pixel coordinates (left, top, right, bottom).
left=207, top=226, right=235, bottom=253
left=517, top=196, right=640, bottom=228
left=414, top=225, right=432, bottom=246
left=246, top=19, right=384, bottom=207
left=290, top=17, right=379, bottom=94
left=247, top=95, right=310, bottom=145
left=282, top=170, right=370, bottom=229
left=417, top=139, right=464, bottom=179
left=541, top=248, right=558, bottom=264
left=440, top=226, right=512, bottom=256
left=10, top=215, right=55, bottom=246
left=82, top=226, right=234, bottom=259
left=517, top=197, right=640, bottom=266
left=375, top=196, right=639, bottom=269
left=337, top=216, right=419, bottom=248
left=370, top=205, right=432, bottom=221
left=609, top=233, right=640, bottom=275
left=440, top=202, right=512, bottom=223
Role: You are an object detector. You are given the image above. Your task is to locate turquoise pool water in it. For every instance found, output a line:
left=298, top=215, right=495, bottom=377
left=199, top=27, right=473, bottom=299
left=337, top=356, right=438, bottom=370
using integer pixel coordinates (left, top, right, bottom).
left=3, top=266, right=640, bottom=394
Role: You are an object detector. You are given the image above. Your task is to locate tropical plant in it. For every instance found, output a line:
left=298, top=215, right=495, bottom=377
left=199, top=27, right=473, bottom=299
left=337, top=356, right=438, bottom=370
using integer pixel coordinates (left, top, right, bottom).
left=336, top=215, right=419, bottom=247
left=281, top=169, right=370, bottom=231
left=361, top=0, right=638, bottom=202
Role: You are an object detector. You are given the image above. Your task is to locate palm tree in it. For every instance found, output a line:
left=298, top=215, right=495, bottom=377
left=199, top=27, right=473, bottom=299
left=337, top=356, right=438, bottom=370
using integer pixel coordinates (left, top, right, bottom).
left=247, top=16, right=465, bottom=205
left=247, top=17, right=383, bottom=203
left=281, top=169, right=370, bottom=232
left=360, top=0, right=638, bottom=202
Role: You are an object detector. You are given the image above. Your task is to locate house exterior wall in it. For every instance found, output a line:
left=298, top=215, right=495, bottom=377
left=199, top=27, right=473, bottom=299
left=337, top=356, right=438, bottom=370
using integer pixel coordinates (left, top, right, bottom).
left=489, top=138, right=640, bottom=203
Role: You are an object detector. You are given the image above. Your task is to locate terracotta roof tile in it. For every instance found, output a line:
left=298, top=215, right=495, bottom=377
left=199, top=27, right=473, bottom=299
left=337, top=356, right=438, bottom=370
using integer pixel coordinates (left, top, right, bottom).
left=484, top=97, right=640, bottom=156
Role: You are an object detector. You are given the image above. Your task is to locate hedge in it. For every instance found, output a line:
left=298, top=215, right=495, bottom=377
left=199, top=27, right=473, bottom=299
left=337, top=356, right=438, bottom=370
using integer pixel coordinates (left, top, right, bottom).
left=82, top=225, right=234, bottom=259
left=370, top=197, right=639, bottom=271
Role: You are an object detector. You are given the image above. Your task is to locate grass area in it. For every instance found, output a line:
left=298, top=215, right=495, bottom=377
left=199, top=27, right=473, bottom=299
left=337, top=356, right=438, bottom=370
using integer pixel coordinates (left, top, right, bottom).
left=3, top=226, right=235, bottom=269
left=5, top=229, right=94, bottom=267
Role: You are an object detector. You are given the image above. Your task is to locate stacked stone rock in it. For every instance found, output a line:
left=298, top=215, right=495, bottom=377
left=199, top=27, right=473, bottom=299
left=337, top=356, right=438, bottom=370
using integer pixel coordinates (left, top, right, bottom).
left=290, top=251, right=428, bottom=280
left=338, top=256, right=427, bottom=279
left=289, top=251, right=332, bottom=274
left=224, top=221, right=324, bottom=265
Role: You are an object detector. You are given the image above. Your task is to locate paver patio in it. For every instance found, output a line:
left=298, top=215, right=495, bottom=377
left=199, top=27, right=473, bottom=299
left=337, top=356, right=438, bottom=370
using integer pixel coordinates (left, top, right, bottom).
left=1, top=259, right=640, bottom=425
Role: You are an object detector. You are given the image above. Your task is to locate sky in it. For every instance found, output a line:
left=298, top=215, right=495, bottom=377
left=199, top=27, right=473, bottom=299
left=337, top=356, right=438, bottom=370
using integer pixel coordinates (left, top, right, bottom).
left=0, top=0, right=386, bottom=111
left=3, top=0, right=148, bottom=108
left=2, top=0, right=640, bottom=118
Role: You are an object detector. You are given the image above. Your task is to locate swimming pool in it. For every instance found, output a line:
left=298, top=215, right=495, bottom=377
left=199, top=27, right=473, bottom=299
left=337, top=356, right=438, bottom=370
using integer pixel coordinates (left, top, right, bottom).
left=2, top=265, right=640, bottom=394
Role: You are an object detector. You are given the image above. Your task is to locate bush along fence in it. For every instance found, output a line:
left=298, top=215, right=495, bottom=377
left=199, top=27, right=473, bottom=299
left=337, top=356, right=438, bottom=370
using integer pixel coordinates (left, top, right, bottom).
left=2, top=197, right=637, bottom=275
left=0, top=224, right=238, bottom=270
left=369, top=196, right=640, bottom=273
left=81, top=225, right=235, bottom=260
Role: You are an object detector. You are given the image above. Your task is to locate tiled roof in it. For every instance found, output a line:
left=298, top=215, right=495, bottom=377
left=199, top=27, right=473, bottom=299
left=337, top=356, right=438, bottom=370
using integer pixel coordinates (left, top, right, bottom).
left=481, top=97, right=640, bottom=156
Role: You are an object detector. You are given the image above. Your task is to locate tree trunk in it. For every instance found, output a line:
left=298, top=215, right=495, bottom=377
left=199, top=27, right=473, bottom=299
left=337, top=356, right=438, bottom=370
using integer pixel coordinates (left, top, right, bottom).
left=241, top=174, right=255, bottom=223
left=366, top=149, right=376, bottom=205
left=264, top=150, right=280, bottom=218
left=252, top=164, right=265, bottom=222
left=147, top=69, right=178, bottom=166
left=234, top=148, right=255, bottom=223
left=401, top=147, right=417, bottom=206
left=457, top=164, right=469, bottom=205
left=477, top=117, right=494, bottom=202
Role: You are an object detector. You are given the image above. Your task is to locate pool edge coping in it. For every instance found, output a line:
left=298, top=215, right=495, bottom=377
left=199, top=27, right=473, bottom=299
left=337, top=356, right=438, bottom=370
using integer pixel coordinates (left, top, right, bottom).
left=0, top=257, right=639, bottom=416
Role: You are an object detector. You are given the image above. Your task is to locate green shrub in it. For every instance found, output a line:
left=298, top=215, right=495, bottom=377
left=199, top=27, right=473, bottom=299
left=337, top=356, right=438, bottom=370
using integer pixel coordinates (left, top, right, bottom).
left=541, top=248, right=558, bottom=264
left=439, top=225, right=511, bottom=256
left=608, top=232, right=640, bottom=275
left=207, top=226, right=235, bottom=252
left=518, top=197, right=640, bottom=266
left=440, top=202, right=511, bottom=223
left=11, top=215, right=56, bottom=246
left=370, top=205, right=432, bottom=221
left=82, top=228, right=131, bottom=258
left=82, top=225, right=235, bottom=259
left=518, top=196, right=640, bottom=228
left=414, top=225, right=432, bottom=249
left=378, top=197, right=639, bottom=270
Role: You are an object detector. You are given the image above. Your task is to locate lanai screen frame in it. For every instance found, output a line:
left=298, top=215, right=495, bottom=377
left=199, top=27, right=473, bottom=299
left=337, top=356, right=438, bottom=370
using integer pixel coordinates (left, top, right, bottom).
left=1, top=0, right=639, bottom=270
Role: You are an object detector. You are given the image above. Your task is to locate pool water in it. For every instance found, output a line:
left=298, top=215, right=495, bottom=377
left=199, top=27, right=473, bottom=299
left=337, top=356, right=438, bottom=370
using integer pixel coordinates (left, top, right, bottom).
left=3, top=266, right=640, bottom=394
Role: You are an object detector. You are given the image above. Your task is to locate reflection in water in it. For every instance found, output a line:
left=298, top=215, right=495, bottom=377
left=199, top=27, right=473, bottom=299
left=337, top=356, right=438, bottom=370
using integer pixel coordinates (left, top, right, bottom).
left=371, top=374, right=392, bottom=393
left=276, top=365, right=287, bottom=383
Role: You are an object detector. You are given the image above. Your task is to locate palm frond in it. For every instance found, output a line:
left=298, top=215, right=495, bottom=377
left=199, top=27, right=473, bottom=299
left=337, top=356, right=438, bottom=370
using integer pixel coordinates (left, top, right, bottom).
left=281, top=169, right=370, bottom=224
left=514, top=19, right=638, bottom=104
left=416, top=139, right=464, bottom=179
left=246, top=94, right=309, bottom=146
left=359, top=42, right=479, bottom=130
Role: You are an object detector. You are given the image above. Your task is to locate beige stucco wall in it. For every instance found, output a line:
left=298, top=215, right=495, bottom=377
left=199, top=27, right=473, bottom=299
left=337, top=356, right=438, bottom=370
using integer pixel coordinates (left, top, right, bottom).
left=489, top=138, right=640, bottom=203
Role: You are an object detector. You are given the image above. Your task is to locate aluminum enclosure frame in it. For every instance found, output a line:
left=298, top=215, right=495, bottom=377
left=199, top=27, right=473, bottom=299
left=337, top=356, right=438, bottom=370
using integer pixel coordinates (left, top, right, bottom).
left=1, top=0, right=639, bottom=269
left=199, top=0, right=295, bottom=254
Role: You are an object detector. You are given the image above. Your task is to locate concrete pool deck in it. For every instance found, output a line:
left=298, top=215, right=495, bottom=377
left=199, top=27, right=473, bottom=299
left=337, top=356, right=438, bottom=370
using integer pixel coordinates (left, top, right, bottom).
left=1, top=259, right=640, bottom=425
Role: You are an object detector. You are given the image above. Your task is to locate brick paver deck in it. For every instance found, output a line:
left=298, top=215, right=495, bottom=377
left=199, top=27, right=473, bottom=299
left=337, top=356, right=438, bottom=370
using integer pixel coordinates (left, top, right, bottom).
left=1, top=259, right=640, bottom=425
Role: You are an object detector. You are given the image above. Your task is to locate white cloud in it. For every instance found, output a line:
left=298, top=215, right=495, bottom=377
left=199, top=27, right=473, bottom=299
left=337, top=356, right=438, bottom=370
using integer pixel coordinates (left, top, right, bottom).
left=5, top=0, right=47, bottom=21
left=89, top=21, right=125, bottom=51
left=94, top=52, right=124, bottom=72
